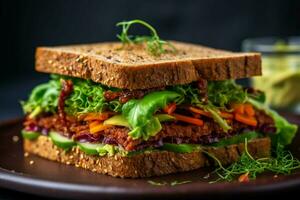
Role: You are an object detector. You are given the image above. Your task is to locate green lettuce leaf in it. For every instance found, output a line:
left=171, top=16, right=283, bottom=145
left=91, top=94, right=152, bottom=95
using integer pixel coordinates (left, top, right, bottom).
left=21, top=76, right=122, bottom=116
left=122, top=91, right=181, bottom=140
left=21, top=79, right=61, bottom=116
left=248, top=98, right=298, bottom=146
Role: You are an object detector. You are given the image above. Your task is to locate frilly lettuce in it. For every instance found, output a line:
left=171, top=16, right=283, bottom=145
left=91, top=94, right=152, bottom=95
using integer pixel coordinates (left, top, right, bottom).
left=248, top=98, right=297, bottom=146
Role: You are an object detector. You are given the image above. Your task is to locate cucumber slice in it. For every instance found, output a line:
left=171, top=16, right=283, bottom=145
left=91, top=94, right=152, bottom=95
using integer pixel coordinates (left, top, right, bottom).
left=21, top=130, right=40, bottom=140
left=77, top=142, right=104, bottom=155
left=155, top=114, right=175, bottom=122
left=49, top=131, right=75, bottom=150
left=161, top=143, right=201, bottom=153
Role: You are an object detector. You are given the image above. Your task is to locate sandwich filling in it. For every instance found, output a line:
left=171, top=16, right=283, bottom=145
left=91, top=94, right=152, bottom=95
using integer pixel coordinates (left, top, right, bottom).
left=21, top=75, right=297, bottom=155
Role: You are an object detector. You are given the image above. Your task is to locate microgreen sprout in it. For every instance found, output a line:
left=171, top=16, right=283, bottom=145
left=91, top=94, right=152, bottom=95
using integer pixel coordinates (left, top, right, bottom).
left=116, top=19, right=176, bottom=55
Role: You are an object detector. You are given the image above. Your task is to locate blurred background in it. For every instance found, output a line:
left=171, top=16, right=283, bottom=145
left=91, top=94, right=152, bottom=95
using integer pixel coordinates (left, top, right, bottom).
left=1, top=0, right=300, bottom=120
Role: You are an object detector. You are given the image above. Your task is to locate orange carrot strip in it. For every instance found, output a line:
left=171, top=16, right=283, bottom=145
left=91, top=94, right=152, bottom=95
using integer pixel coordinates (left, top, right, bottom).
left=84, top=112, right=110, bottom=121
left=172, top=113, right=204, bottom=126
left=192, top=113, right=201, bottom=119
left=163, top=103, right=177, bottom=114
left=89, top=122, right=112, bottom=134
left=189, top=107, right=211, bottom=118
left=89, top=121, right=101, bottom=127
left=244, top=104, right=255, bottom=117
left=232, top=104, right=245, bottom=114
left=220, top=112, right=234, bottom=119
left=235, top=113, right=257, bottom=127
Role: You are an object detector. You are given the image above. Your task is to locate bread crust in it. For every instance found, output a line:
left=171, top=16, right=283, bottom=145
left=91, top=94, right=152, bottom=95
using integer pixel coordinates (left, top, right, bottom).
left=35, top=41, right=261, bottom=89
left=24, top=136, right=271, bottom=178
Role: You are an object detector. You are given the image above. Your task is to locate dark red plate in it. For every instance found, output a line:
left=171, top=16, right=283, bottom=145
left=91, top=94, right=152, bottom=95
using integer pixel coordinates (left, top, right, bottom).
left=0, top=115, right=300, bottom=200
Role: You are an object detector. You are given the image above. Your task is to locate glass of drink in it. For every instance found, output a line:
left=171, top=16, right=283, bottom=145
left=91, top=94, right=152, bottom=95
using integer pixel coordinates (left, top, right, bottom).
left=242, top=37, right=300, bottom=113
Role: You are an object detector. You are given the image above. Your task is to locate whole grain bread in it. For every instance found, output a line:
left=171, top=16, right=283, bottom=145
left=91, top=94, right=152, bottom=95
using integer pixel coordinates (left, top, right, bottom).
left=24, top=136, right=271, bottom=178
left=35, top=41, right=261, bottom=89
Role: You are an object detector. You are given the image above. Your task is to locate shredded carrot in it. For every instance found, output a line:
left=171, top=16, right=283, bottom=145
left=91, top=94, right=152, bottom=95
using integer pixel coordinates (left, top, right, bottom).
left=163, top=103, right=177, bottom=114
left=232, top=104, right=245, bottom=114
left=220, top=111, right=234, bottom=119
left=189, top=107, right=211, bottom=118
left=190, top=106, right=233, bottom=119
left=89, top=121, right=101, bottom=127
left=89, top=122, right=112, bottom=134
left=172, top=113, right=204, bottom=126
left=238, top=172, right=250, bottom=183
left=84, top=112, right=110, bottom=121
left=192, top=113, right=201, bottom=119
left=235, top=113, right=257, bottom=127
left=244, top=104, right=255, bottom=117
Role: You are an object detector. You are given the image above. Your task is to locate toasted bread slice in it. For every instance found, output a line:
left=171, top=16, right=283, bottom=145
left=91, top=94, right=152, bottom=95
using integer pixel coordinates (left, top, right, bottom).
left=24, top=136, right=270, bottom=178
left=35, top=41, right=261, bottom=89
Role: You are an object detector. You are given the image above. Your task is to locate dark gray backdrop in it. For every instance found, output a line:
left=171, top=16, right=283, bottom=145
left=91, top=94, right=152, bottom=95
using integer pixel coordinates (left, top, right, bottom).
left=0, top=0, right=300, bottom=120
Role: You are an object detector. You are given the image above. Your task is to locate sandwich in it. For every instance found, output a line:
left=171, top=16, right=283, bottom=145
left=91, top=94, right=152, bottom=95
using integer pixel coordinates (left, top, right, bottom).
left=21, top=20, right=297, bottom=178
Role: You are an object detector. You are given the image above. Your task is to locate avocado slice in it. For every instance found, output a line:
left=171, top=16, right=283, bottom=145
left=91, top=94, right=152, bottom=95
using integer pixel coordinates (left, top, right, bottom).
left=103, top=115, right=129, bottom=127
left=77, top=142, right=104, bottom=155
left=49, top=131, right=75, bottom=150
left=21, top=130, right=40, bottom=140
left=103, top=114, right=175, bottom=128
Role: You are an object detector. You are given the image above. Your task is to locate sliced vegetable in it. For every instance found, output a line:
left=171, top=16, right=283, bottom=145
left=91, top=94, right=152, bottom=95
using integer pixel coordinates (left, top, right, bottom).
left=232, top=103, right=245, bottom=114
left=190, top=106, right=233, bottom=119
left=84, top=112, right=110, bottom=121
left=205, top=106, right=231, bottom=132
left=103, top=115, right=129, bottom=127
left=244, top=104, right=255, bottom=117
left=21, top=130, right=40, bottom=140
left=89, top=122, right=112, bottom=134
left=172, top=113, right=204, bottom=126
left=189, top=107, right=211, bottom=117
left=210, top=132, right=260, bottom=147
left=161, top=143, right=201, bottom=153
left=77, top=142, right=104, bottom=155
left=163, top=102, right=177, bottom=114
left=220, top=112, right=234, bottom=119
left=155, top=114, right=175, bottom=122
left=235, top=113, right=258, bottom=127
left=103, top=114, right=175, bottom=128
left=49, top=131, right=76, bottom=150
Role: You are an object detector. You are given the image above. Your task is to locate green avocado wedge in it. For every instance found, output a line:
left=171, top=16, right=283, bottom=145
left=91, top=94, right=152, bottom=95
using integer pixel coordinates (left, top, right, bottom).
left=49, top=131, right=76, bottom=150
left=103, top=114, right=175, bottom=128
left=21, top=130, right=40, bottom=140
left=77, top=142, right=104, bottom=155
left=103, top=115, right=129, bottom=127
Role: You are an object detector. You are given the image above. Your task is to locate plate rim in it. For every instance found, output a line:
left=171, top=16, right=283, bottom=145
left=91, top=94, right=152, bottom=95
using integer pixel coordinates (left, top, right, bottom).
left=1, top=166, right=300, bottom=199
